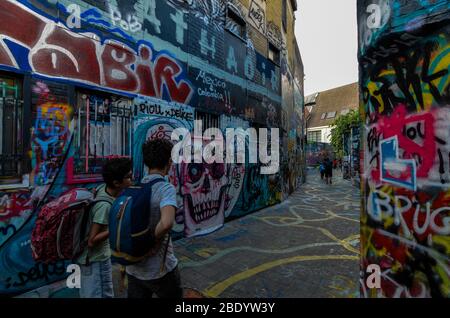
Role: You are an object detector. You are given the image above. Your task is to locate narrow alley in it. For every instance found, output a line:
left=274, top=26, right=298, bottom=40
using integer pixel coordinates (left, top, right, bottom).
left=175, top=169, right=360, bottom=298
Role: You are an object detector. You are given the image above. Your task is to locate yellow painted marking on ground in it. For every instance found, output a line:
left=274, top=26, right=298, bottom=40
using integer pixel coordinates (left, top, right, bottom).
left=251, top=214, right=360, bottom=255
left=257, top=203, right=358, bottom=225
left=253, top=215, right=304, bottom=226
left=341, top=234, right=360, bottom=247
left=302, top=217, right=335, bottom=222
left=326, top=210, right=359, bottom=223
left=195, top=248, right=220, bottom=258
left=178, top=255, right=192, bottom=262
left=203, top=255, right=359, bottom=298
left=328, top=275, right=358, bottom=298
left=294, top=224, right=360, bottom=255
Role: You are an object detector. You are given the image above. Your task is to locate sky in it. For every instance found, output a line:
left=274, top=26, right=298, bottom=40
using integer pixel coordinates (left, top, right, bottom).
left=295, top=0, right=359, bottom=96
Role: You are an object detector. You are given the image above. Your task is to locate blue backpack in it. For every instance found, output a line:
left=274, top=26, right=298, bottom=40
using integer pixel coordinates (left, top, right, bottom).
left=109, top=178, right=165, bottom=265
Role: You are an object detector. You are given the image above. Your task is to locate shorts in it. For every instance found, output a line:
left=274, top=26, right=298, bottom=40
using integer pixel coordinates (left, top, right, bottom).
left=127, top=266, right=182, bottom=298
left=79, top=259, right=114, bottom=298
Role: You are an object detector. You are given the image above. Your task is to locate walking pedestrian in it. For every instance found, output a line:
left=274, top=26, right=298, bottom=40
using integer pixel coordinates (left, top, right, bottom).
left=323, top=154, right=333, bottom=185
left=76, top=157, right=133, bottom=298
left=126, top=138, right=182, bottom=298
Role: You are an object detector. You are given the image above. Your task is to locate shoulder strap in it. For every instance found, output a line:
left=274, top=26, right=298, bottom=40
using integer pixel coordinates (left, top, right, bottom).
left=139, top=177, right=166, bottom=202
left=81, top=187, right=114, bottom=266
left=92, top=184, right=115, bottom=206
left=93, top=199, right=113, bottom=206
left=142, top=177, right=167, bottom=215
left=160, top=234, right=171, bottom=274
left=147, top=178, right=172, bottom=273
left=143, top=177, right=169, bottom=270
left=141, top=177, right=166, bottom=190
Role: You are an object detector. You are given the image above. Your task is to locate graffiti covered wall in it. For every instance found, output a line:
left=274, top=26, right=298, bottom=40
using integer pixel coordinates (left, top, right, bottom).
left=342, top=126, right=361, bottom=186
left=0, top=0, right=304, bottom=296
left=358, top=0, right=450, bottom=297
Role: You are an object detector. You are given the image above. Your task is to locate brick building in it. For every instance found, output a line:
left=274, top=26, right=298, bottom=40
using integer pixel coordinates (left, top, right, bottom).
left=0, top=0, right=304, bottom=296
left=306, top=82, right=359, bottom=144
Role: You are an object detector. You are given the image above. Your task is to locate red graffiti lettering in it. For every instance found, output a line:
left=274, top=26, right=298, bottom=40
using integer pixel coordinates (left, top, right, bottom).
left=0, top=0, right=45, bottom=67
left=380, top=105, right=436, bottom=178
left=154, top=56, right=193, bottom=104
left=136, top=46, right=157, bottom=96
left=0, top=1, right=193, bottom=104
left=31, top=27, right=100, bottom=84
left=102, top=43, right=138, bottom=92
left=369, top=105, right=437, bottom=183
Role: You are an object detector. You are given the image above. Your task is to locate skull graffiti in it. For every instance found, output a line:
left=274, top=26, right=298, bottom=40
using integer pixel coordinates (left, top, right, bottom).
left=178, top=160, right=230, bottom=237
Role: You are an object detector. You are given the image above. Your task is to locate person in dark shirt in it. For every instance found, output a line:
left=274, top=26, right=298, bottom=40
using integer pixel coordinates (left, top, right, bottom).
left=323, top=155, right=333, bottom=185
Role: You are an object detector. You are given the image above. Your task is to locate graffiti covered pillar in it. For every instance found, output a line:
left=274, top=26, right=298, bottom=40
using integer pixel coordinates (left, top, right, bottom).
left=358, top=0, right=450, bottom=297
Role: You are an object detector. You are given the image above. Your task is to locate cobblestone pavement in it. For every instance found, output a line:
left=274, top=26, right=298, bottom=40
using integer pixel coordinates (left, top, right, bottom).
left=174, top=168, right=360, bottom=298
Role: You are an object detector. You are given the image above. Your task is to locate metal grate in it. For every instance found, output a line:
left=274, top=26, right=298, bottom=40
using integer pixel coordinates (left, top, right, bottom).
left=195, top=111, right=220, bottom=133
left=75, top=92, right=133, bottom=176
left=0, top=78, right=23, bottom=181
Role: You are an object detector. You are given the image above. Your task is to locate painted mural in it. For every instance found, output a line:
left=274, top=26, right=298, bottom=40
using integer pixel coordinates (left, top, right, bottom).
left=358, top=0, right=450, bottom=298
left=0, top=0, right=304, bottom=296
left=342, top=126, right=361, bottom=186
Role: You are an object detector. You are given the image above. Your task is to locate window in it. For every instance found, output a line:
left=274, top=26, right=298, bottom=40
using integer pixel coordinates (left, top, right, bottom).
left=321, top=113, right=326, bottom=120
left=268, top=43, right=280, bottom=65
left=226, top=5, right=247, bottom=39
left=0, top=74, right=25, bottom=184
left=341, top=109, right=350, bottom=116
left=194, top=111, right=220, bottom=157
left=195, top=111, right=219, bottom=134
left=72, top=91, right=133, bottom=179
left=308, top=131, right=321, bottom=143
left=82, top=0, right=108, bottom=11
left=326, top=111, right=336, bottom=119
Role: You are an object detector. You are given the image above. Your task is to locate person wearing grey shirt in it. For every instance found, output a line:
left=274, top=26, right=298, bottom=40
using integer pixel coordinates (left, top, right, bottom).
left=126, top=138, right=182, bottom=298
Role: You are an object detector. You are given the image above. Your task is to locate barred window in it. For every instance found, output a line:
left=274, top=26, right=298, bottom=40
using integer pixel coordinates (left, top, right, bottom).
left=308, top=131, right=322, bottom=143
left=268, top=43, right=280, bottom=65
left=0, top=75, right=24, bottom=184
left=226, top=5, right=247, bottom=40
left=195, top=111, right=219, bottom=133
left=73, top=91, right=133, bottom=178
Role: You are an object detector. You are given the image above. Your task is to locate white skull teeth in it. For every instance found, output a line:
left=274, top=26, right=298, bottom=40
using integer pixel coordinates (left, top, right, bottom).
left=188, top=194, right=224, bottom=223
left=182, top=163, right=229, bottom=227
left=194, top=200, right=219, bottom=222
left=190, top=185, right=222, bottom=207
